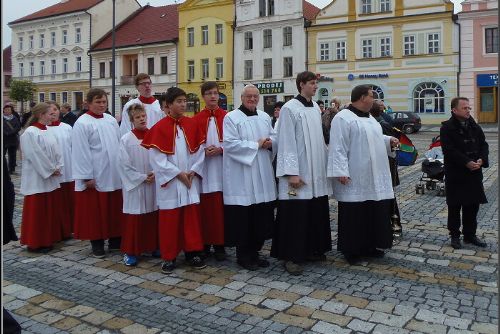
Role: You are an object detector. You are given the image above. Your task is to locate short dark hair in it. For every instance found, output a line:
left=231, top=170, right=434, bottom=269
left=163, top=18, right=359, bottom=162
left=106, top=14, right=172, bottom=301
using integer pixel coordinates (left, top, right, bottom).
left=296, top=71, right=317, bottom=92
left=351, top=85, right=372, bottom=103
left=158, top=94, right=168, bottom=107
left=86, top=88, right=107, bottom=103
left=316, top=100, right=324, bottom=106
left=450, top=97, right=469, bottom=110
left=201, top=81, right=218, bottom=95
left=135, top=73, right=151, bottom=87
left=165, top=87, right=186, bottom=105
left=274, top=101, right=285, bottom=109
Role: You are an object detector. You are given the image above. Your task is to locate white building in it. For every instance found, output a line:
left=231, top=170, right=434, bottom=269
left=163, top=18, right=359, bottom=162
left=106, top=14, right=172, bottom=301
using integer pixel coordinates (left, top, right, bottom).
left=234, top=0, right=320, bottom=115
left=90, top=4, right=178, bottom=116
left=9, top=0, right=140, bottom=112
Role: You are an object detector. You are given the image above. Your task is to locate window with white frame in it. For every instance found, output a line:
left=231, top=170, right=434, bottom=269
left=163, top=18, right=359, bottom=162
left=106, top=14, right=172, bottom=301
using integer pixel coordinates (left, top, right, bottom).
left=76, top=56, right=82, bottom=72
left=427, top=33, right=440, bottom=54
left=19, top=63, right=24, bottom=77
left=76, top=28, right=81, bottom=43
left=268, top=0, right=275, bottom=15
left=283, top=27, right=292, bottom=47
left=40, top=61, right=45, bottom=75
left=485, top=27, right=498, bottom=54
left=361, top=0, right=372, bottom=14
left=244, top=60, right=253, bottom=80
left=283, top=57, right=293, bottom=77
left=161, top=56, right=168, bottom=74
left=51, top=32, right=56, bottom=47
left=413, top=82, right=445, bottom=113
left=201, top=58, right=209, bottom=79
left=216, top=24, right=223, bottom=44
left=187, top=28, right=194, bottom=47
left=62, top=91, right=68, bottom=103
left=18, top=37, right=23, bottom=51
left=50, top=92, right=56, bottom=101
left=39, top=92, right=45, bottom=102
left=147, top=58, right=154, bottom=75
left=263, top=58, right=272, bottom=78
left=380, top=37, right=391, bottom=57
left=263, top=29, right=272, bottom=48
left=362, top=39, right=372, bottom=58
left=99, top=62, right=105, bottom=78
left=216, top=58, right=223, bottom=79
left=201, top=26, right=209, bottom=45
left=51, top=59, right=56, bottom=74
left=63, top=58, right=68, bottom=73
left=244, top=31, right=253, bottom=50
left=29, top=62, right=34, bottom=76
left=319, top=42, right=330, bottom=61
left=404, top=35, right=415, bottom=56
left=62, top=30, right=67, bottom=45
left=39, top=34, right=45, bottom=48
left=29, top=35, right=34, bottom=49
left=336, top=41, right=346, bottom=60
left=380, top=0, right=391, bottom=12
left=187, top=60, right=195, bottom=80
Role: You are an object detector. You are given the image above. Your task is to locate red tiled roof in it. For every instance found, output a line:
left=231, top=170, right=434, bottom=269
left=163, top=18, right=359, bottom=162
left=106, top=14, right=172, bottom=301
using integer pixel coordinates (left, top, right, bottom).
left=91, top=5, right=179, bottom=51
left=3, top=46, right=12, bottom=72
left=303, top=0, right=320, bottom=20
left=9, top=0, right=104, bottom=25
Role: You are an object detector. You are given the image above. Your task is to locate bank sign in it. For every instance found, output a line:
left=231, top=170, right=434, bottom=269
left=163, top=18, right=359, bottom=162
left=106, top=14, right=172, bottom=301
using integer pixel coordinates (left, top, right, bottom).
left=477, top=74, right=498, bottom=87
left=255, top=82, right=284, bottom=94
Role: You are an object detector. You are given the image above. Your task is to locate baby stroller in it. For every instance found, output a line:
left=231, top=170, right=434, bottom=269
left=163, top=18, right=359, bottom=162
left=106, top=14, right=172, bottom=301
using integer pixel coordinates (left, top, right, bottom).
left=416, top=135, right=445, bottom=196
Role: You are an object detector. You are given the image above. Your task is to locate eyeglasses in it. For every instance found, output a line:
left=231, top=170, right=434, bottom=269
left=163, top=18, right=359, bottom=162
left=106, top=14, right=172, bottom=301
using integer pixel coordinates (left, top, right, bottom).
left=138, top=81, right=152, bottom=86
left=244, top=94, right=259, bottom=99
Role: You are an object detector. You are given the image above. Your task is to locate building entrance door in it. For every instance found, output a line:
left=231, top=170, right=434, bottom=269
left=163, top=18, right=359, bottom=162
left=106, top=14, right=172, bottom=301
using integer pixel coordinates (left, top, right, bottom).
left=478, top=87, right=497, bottom=123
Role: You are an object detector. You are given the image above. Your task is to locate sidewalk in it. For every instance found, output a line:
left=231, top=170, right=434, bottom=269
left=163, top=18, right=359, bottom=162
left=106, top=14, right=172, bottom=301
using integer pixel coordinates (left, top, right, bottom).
left=420, top=123, right=498, bottom=133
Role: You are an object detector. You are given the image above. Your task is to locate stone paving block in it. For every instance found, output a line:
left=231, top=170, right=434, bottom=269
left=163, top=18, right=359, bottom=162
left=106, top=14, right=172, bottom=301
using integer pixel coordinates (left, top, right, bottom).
left=138, top=281, right=172, bottom=293
left=265, top=289, right=300, bottom=303
left=125, top=268, right=150, bottom=276
left=205, top=276, right=232, bottom=287
left=311, top=320, right=352, bottom=334
left=40, top=299, right=76, bottom=311
left=12, top=303, right=44, bottom=316
left=286, top=285, right=314, bottom=296
left=321, top=300, right=349, bottom=314
left=261, top=299, right=292, bottom=311
left=81, top=310, right=115, bottom=325
left=121, top=323, right=160, bottom=334
left=265, top=281, right=291, bottom=291
left=121, top=276, right=145, bottom=286
left=61, top=305, right=95, bottom=317
left=238, top=294, right=267, bottom=306
left=295, top=296, right=325, bottom=309
left=271, top=312, right=316, bottom=329
left=309, top=289, right=335, bottom=301
left=5, top=299, right=28, bottom=311
left=2, top=295, right=16, bottom=304
left=470, top=322, right=498, bottom=334
left=52, top=317, right=81, bottom=330
left=195, top=294, right=223, bottom=306
left=139, top=272, right=166, bottom=281
left=369, top=311, right=411, bottom=328
left=102, top=317, right=134, bottom=330
left=177, top=272, right=210, bottom=283
left=426, top=259, right=450, bottom=266
left=345, top=307, right=373, bottom=321
left=215, top=288, right=244, bottom=300
left=347, top=319, right=376, bottom=333
left=311, top=310, right=351, bottom=326
left=366, top=301, right=395, bottom=313
left=27, top=293, right=54, bottom=304
left=474, top=265, right=497, bottom=273
left=335, top=294, right=370, bottom=308
left=242, top=284, right=271, bottom=295
left=285, top=305, right=314, bottom=317
left=31, top=310, right=65, bottom=324
left=443, top=316, right=472, bottom=330
left=157, top=276, right=183, bottom=286
left=5, top=285, right=42, bottom=300
left=415, top=308, right=446, bottom=324
left=196, top=283, right=223, bottom=294
left=225, top=281, right=247, bottom=290
left=69, top=322, right=100, bottom=334
left=372, top=324, right=410, bottom=334
left=405, top=319, right=447, bottom=334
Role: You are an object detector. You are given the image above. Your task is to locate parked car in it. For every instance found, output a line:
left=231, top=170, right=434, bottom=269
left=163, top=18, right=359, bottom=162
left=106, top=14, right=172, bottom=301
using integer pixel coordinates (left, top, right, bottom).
left=386, top=111, right=421, bottom=134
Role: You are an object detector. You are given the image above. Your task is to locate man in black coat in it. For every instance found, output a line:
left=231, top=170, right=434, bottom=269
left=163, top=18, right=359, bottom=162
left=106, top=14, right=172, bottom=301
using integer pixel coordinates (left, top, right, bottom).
left=440, top=97, right=489, bottom=249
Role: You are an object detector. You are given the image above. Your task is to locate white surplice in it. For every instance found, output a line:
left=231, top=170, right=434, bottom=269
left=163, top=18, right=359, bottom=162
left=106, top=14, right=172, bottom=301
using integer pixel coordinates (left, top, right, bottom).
left=47, top=122, right=73, bottom=183
left=275, top=99, right=331, bottom=200
left=149, top=126, right=205, bottom=210
left=120, top=98, right=164, bottom=137
left=201, top=117, right=223, bottom=194
left=222, top=109, right=277, bottom=206
left=327, top=108, right=394, bottom=202
left=71, top=113, right=122, bottom=192
left=20, top=126, right=63, bottom=195
left=118, top=132, right=157, bottom=214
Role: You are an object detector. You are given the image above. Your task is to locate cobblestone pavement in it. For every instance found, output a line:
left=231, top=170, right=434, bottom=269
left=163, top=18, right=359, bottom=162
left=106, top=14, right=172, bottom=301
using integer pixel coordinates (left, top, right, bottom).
left=3, top=131, right=498, bottom=334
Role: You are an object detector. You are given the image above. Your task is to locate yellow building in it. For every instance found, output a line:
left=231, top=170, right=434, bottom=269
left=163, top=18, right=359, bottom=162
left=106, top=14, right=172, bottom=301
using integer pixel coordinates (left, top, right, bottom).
left=308, top=0, right=459, bottom=125
left=178, top=0, right=234, bottom=114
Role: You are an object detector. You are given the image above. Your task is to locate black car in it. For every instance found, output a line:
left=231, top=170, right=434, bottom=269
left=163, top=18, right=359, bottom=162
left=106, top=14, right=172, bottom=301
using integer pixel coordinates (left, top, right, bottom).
left=386, top=111, right=421, bottom=134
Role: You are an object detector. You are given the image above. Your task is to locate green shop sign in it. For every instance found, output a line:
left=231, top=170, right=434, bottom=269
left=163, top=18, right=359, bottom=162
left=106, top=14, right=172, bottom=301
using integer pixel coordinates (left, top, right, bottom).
left=255, top=82, right=284, bottom=94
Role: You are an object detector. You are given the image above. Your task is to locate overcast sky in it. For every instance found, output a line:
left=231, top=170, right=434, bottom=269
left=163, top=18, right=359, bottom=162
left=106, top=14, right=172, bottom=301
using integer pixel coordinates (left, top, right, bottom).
left=3, top=0, right=462, bottom=49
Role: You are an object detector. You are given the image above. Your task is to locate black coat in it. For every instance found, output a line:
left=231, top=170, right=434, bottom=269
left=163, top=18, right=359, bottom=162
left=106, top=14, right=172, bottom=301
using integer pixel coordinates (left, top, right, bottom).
left=2, top=116, right=21, bottom=148
left=3, top=156, right=18, bottom=245
left=61, top=111, right=78, bottom=127
left=440, top=115, right=488, bottom=206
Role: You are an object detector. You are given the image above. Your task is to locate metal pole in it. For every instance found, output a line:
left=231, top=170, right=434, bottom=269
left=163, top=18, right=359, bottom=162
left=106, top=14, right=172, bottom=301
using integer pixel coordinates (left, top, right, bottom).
left=111, top=0, right=116, bottom=117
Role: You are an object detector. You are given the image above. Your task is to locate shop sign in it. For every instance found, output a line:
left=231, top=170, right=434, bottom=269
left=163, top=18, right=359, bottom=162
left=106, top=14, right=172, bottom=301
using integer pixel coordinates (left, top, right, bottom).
left=348, top=73, right=389, bottom=80
left=217, top=83, right=226, bottom=90
left=477, top=74, right=498, bottom=87
left=255, top=82, right=284, bottom=94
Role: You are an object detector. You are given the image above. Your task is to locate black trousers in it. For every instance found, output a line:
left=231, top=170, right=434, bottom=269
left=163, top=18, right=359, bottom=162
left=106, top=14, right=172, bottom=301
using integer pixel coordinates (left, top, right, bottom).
left=3, top=146, right=17, bottom=172
left=90, top=237, right=122, bottom=250
left=447, top=203, right=480, bottom=239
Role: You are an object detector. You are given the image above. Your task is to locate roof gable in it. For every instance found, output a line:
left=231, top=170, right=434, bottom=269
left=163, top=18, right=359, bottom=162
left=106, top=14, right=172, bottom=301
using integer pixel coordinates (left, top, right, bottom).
left=303, top=0, right=321, bottom=20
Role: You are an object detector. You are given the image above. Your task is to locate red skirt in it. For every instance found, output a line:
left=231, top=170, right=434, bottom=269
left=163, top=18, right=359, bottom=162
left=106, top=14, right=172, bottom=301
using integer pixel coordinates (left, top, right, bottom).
left=200, top=192, right=224, bottom=245
left=56, top=182, right=75, bottom=238
left=73, top=189, right=123, bottom=240
left=158, top=204, right=203, bottom=260
left=121, top=211, right=159, bottom=255
left=21, top=191, right=62, bottom=248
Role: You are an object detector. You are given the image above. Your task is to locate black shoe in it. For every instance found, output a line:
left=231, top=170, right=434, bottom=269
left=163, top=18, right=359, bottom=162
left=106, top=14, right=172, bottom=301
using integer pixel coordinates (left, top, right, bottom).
left=307, top=253, right=327, bottom=262
left=450, top=237, right=461, bottom=249
left=27, top=246, right=53, bottom=254
left=92, top=248, right=106, bottom=258
left=363, top=249, right=385, bottom=258
left=464, top=236, right=487, bottom=248
left=188, top=256, right=207, bottom=269
left=214, top=250, right=226, bottom=262
left=344, top=254, right=360, bottom=265
left=237, top=260, right=258, bottom=271
left=255, top=257, right=270, bottom=268
left=161, top=260, right=176, bottom=274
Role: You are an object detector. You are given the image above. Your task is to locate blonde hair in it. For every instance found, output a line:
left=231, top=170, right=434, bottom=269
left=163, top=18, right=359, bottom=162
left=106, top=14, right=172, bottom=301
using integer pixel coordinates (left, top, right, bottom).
left=26, top=102, right=50, bottom=127
left=46, top=100, right=60, bottom=110
left=61, top=103, right=71, bottom=111
left=127, top=103, right=146, bottom=124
